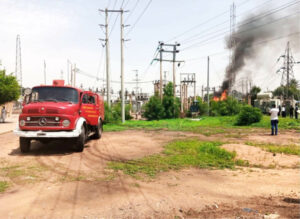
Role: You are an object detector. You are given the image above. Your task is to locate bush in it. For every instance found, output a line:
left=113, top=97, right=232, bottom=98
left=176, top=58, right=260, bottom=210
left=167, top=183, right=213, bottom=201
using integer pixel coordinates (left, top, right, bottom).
left=143, top=94, right=165, bottom=120
left=104, top=102, right=132, bottom=124
left=236, top=105, right=262, bottom=125
left=210, top=96, right=242, bottom=116
left=162, top=82, right=180, bottom=118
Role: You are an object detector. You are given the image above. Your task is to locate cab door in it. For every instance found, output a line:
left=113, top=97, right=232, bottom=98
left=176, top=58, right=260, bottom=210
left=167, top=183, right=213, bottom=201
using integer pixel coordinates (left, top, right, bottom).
left=80, top=92, right=98, bottom=126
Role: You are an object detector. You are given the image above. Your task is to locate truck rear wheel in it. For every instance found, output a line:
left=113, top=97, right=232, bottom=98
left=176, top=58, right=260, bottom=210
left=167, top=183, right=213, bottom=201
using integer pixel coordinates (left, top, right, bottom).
left=74, top=125, right=86, bottom=152
left=20, top=137, right=31, bottom=153
left=93, top=119, right=103, bottom=139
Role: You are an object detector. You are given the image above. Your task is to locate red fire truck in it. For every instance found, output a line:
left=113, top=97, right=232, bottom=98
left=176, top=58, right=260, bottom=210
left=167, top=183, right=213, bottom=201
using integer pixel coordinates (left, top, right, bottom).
left=14, top=80, right=104, bottom=153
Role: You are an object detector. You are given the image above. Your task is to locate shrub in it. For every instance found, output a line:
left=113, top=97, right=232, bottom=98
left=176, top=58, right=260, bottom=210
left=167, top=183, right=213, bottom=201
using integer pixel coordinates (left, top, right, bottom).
left=162, top=82, right=180, bottom=118
left=210, top=96, right=242, bottom=116
left=143, top=94, right=165, bottom=120
left=236, top=105, right=262, bottom=125
left=104, top=102, right=132, bottom=124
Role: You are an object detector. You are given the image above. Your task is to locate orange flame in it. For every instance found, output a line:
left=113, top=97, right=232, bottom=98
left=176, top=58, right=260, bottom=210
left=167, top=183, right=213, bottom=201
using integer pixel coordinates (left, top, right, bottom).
left=213, top=90, right=227, bottom=102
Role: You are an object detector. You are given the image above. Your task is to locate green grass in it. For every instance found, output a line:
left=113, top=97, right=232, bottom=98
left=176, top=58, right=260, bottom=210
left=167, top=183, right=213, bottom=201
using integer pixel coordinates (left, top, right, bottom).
left=0, top=181, right=9, bottom=192
left=104, top=116, right=300, bottom=134
left=108, top=140, right=237, bottom=177
left=245, top=141, right=300, bottom=156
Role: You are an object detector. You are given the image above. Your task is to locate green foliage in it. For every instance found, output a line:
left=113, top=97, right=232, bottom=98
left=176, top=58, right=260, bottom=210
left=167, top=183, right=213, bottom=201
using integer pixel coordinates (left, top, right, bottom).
left=143, top=83, right=181, bottom=120
left=236, top=105, right=262, bottom=125
left=196, top=97, right=208, bottom=115
left=108, top=140, right=237, bottom=177
left=273, top=79, right=300, bottom=100
left=104, top=102, right=132, bottom=124
left=162, top=82, right=180, bottom=118
left=143, top=93, right=165, bottom=120
left=245, top=142, right=300, bottom=156
left=211, top=96, right=242, bottom=116
left=0, top=181, right=9, bottom=193
left=250, top=86, right=261, bottom=106
left=0, top=70, right=20, bottom=105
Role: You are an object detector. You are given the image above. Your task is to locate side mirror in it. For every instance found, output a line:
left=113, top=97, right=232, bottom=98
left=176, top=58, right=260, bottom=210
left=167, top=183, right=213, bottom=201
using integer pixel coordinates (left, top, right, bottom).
left=24, top=88, right=32, bottom=95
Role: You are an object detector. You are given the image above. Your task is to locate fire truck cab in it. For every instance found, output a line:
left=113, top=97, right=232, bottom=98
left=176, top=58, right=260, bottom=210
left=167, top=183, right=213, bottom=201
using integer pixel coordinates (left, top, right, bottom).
left=14, top=80, right=104, bottom=153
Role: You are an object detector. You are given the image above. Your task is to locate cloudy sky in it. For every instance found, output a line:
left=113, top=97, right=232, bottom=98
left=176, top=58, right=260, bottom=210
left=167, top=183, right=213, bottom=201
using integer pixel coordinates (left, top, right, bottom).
left=0, top=0, right=299, bottom=98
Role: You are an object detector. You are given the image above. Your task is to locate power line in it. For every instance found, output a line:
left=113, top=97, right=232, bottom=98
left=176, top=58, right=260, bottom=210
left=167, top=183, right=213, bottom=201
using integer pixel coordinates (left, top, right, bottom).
left=125, top=0, right=152, bottom=36
left=181, top=0, right=299, bottom=49
left=125, top=0, right=140, bottom=23
left=181, top=9, right=300, bottom=51
left=165, top=0, right=252, bottom=43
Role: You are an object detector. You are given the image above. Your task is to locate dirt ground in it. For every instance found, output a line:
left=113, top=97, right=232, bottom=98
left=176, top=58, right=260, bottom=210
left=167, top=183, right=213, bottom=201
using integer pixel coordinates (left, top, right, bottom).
left=0, top=129, right=299, bottom=218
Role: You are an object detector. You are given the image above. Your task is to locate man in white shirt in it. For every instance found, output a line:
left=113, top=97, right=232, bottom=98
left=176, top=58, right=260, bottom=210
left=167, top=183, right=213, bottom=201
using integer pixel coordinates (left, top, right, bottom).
left=269, top=104, right=279, bottom=135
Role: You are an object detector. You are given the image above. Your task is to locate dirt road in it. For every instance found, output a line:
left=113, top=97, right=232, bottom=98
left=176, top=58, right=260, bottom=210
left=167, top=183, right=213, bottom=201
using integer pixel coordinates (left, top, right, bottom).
left=0, top=130, right=299, bottom=218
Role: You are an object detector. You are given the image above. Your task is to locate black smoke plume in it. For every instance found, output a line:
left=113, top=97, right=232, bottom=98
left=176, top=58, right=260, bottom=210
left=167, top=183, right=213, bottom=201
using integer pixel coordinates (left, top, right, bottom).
left=219, top=4, right=300, bottom=95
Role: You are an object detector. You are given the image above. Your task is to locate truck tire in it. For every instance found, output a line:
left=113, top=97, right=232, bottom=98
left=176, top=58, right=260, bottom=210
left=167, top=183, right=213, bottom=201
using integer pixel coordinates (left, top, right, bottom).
left=20, top=137, right=31, bottom=153
left=93, top=119, right=103, bottom=139
left=74, top=125, right=86, bottom=152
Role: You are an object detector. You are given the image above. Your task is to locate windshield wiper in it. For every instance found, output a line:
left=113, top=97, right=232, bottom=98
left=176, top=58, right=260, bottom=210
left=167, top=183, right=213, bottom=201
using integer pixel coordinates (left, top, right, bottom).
left=58, top=98, right=74, bottom=104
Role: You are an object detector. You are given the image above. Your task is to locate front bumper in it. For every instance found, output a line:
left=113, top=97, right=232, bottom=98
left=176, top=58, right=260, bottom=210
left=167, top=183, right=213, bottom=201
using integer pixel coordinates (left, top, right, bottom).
left=14, top=129, right=80, bottom=138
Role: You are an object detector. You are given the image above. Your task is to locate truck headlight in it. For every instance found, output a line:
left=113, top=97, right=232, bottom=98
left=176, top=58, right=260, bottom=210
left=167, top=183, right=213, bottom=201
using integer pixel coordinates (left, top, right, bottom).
left=62, top=119, right=70, bottom=127
left=20, top=120, right=26, bottom=126
left=26, top=117, right=31, bottom=121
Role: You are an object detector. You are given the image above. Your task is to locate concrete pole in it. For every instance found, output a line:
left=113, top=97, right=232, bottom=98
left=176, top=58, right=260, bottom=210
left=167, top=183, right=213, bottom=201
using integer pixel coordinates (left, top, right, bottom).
left=159, top=43, right=163, bottom=100
left=194, top=74, right=196, bottom=101
left=120, top=10, right=125, bottom=123
left=180, top=83, right=183, bottom=113
left=207, top=56, right=210, bottom=116
left=173, top=45, right=176, bottom=98
left=105, top=8, right=111, bottom=107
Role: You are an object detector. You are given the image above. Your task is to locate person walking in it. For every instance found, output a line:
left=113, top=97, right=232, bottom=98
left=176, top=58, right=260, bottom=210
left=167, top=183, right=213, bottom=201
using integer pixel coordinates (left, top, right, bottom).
left=269, top=104, right=279, bottom=136
left=278, top=105, right=281, bottom=116
left=1, top=106, right=6, bottom=123
left=290, top=105, right=294, bottom=118
left=295, top=104, right=299, bottom=119
left=281, top=105, right=286, bottom=117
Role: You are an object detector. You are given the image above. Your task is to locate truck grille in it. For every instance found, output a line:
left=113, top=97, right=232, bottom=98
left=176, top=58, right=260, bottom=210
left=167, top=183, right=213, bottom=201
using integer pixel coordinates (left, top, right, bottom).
left=25, top=117, right=60, bottom=127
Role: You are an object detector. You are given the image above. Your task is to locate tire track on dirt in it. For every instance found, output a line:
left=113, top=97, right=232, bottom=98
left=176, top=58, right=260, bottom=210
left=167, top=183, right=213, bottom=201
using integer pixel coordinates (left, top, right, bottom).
left=101, top=134, right=140, bottom=216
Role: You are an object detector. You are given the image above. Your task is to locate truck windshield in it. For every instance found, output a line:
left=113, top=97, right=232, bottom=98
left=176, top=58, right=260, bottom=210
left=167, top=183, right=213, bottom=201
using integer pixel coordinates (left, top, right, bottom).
left=31, top=87, right=79, bottom=103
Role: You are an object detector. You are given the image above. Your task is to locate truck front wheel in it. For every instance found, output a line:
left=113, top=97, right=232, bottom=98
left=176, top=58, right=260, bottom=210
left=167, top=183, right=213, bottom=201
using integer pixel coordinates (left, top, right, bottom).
left=20, top=137, right=31, bottom=153
left=74, top=125, right=86, bottom=152
left=93, top=119, right=103, bottom=139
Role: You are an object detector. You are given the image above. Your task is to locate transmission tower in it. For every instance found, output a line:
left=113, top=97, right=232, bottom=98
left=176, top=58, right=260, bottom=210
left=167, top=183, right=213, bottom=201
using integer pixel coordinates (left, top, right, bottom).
left=132, top=69, right=140, bottom=95
left=15, top=34, right=22, bottom=94
left=276, top=41, right=300, bottom=99
left=229, top=2, right=236, bottom=94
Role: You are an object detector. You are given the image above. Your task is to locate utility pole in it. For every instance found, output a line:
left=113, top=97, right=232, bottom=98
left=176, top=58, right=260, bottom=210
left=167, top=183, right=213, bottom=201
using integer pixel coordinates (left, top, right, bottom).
left=133, top=69, right=140, bottom=96
left=99, top=8, right=111, bottom=107
left=207, top=56, right=210, bottom=116
left=159, top=41, right=163, bottom=100
left=15, top=34, right=22, bottom=95
left=154, top=42, right=183, bottom=99
left=44, top=60, right=46, bottom=84
left=120, top=9, right=129, bottom=123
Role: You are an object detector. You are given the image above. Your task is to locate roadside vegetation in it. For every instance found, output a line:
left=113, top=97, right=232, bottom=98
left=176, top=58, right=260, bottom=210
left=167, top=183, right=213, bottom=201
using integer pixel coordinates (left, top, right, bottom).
left=108, top=140, right=244, bottom=177
left=245, top=141, right=300, bottom=156
left=104, top=115, right=300, bottom=132
left=0, top=181, right=9, bottom=193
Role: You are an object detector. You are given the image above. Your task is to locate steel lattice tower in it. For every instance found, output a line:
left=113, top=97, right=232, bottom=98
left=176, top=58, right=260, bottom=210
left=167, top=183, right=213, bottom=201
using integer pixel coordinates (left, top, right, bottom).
left=15, top=35, right=22, bottom=93
left=229, top=2, right=236, bottom=94
left=277, top=41, right=300, bottom=99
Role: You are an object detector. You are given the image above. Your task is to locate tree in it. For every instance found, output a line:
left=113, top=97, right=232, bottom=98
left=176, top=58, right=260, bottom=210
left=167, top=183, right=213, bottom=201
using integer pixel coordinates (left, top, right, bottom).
left=250, top=86, right=261, bottom=106
left=162, top=82, right=180, bottom=118
left=143, top=93, right=165, bottom=120
left=273, top=79, right=300, bottom=100
left=0, top=70, right=20, bottom=105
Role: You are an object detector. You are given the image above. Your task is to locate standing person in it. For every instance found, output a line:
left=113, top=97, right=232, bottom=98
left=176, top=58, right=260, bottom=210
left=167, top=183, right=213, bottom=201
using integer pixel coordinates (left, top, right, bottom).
left=295, top=104, right=299, bottom=119
left=270, top=104, right=279, bottom=135
left=1, top=106, right=6, bottom=123
left=289, top=105, right=294, bottom=118
left=278, top=105, right=281, bottom=116
left=281, top=105, right=286, bottom=117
